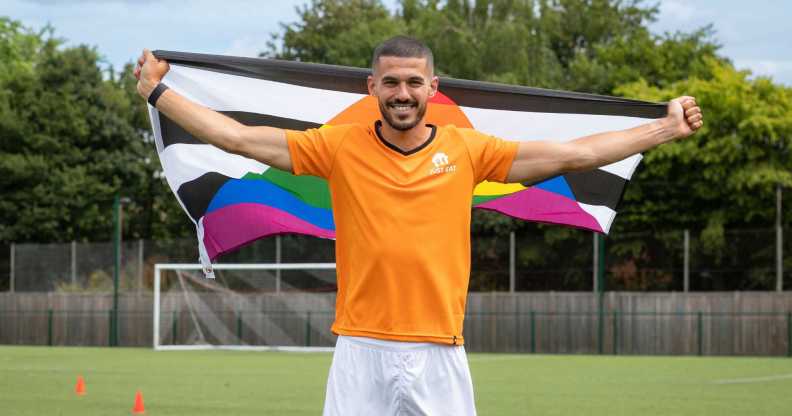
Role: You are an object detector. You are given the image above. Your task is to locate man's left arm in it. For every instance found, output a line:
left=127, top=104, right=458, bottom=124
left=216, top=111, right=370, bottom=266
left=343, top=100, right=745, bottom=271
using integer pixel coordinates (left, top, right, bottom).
left=505, top=96, right=703, bottom=183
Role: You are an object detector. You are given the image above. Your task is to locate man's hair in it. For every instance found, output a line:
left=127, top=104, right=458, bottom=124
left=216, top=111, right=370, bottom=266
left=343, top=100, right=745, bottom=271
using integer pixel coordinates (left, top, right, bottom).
left=371, top=36, right=434, bottom=73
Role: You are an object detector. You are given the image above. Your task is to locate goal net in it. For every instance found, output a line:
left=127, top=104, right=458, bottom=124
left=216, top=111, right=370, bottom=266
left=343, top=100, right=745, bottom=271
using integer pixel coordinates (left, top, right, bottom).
left=153, top=263, right=337, bottom=351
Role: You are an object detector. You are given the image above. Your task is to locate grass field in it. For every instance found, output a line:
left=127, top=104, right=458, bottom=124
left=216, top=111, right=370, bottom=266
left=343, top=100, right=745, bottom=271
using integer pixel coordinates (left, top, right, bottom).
left=2, top=346, right=791, bottom=415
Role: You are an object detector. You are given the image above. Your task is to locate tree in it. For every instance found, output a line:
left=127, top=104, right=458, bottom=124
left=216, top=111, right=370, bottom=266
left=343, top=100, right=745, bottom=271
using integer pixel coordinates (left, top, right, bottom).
left=264, top=0, right=405, bottom=67
left=611, top=59, right=792, bottom=290
left=567, top=26, right=724, bottom=93
left=0, top=18, right=192, bottom=243
left=616, top=59, right=792, bottom=230
left=268, top=1, right=723, bottom=93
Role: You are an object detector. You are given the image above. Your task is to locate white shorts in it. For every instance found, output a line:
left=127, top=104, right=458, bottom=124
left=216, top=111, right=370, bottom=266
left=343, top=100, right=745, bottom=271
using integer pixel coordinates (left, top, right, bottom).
left=323, top=335, right=477, bottom=416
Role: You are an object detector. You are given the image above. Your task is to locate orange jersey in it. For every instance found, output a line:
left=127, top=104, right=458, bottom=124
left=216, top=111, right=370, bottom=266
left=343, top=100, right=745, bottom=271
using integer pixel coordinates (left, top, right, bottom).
left=286, top=121, right=518, bottom=344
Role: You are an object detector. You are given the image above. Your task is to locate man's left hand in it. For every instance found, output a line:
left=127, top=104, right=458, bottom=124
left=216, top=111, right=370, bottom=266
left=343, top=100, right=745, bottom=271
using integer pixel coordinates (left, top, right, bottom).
left=667, top=96, right=703, bottom=140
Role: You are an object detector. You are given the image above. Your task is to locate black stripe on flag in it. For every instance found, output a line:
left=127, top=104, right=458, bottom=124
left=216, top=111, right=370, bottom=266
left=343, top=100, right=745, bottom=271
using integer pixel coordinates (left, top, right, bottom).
left=159, top=111, right=322, bottom=147
left=176, top=172, right=231, bottom=221
left=563, top=170, right=627, bottom=210
left=153, top=50, right=666, bottom=118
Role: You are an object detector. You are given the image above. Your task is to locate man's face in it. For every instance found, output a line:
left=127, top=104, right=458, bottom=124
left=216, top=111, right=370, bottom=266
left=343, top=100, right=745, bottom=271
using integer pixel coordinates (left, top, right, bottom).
left=367, top=56, right=439, bottom=131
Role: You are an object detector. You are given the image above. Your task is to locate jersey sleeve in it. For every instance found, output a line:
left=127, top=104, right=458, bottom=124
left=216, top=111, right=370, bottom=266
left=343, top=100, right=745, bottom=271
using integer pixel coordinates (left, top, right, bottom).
left=461, top=129, right=519, bottom=183
left=285, top=126, right=347, bottom=179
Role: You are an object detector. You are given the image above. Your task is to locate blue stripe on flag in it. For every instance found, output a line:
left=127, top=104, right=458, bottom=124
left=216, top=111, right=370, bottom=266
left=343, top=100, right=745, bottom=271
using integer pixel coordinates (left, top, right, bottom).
left=206, top=178, right=335, bottom=230
left=534, top=176, right=575, bottom=200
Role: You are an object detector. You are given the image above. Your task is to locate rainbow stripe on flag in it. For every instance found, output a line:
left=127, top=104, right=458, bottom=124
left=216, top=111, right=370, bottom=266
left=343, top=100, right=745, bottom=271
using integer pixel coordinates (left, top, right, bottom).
left=148, top=51, right=665, bottom=276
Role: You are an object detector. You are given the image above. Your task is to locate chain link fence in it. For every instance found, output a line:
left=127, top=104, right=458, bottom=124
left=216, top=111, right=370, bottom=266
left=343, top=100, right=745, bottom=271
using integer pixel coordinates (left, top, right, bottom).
left=0, top=227, right=789, bottom=293
left=466, top=226, right=789, bottom=292
left=3, top=235, right=336, bottom=293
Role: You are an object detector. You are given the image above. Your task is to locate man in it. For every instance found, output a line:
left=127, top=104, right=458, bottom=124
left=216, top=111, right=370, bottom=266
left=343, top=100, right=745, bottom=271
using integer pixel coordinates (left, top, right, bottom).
left=135, top=36, right=702, bottom=415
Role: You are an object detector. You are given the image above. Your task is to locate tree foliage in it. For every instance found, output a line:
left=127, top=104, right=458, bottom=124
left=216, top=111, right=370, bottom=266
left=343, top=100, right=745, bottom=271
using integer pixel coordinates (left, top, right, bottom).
left=0, top=17, right=190, bottom=243
left=617, top=59, right=792, bottom=231
left=2, top=0, right=790, bottom=280
left=266, top=0, right=405, bottom=68
left=268, top=0, right=724, bottom=93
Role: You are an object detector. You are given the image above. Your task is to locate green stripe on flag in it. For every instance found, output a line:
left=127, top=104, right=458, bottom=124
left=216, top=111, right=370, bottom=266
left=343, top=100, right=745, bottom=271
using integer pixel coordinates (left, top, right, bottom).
left=245, top=168, right=506, bottom=209
left=243, top=169, right=332, bottom=209
left=473, top=194, right=506, bottom=205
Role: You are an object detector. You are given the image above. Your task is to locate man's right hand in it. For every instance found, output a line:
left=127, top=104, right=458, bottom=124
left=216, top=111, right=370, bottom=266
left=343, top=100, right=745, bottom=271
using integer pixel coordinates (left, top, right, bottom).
left=134, top=49, right=170, bottom=100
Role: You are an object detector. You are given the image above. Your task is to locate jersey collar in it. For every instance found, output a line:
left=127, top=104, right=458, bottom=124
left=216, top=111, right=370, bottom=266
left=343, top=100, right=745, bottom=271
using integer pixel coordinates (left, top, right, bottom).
left=374, top=120, right=437, bottom=156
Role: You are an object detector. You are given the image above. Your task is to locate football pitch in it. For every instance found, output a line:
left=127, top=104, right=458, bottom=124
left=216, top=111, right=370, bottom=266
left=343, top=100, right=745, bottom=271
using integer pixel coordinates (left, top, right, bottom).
left=2, top=346, right=791, bottom=415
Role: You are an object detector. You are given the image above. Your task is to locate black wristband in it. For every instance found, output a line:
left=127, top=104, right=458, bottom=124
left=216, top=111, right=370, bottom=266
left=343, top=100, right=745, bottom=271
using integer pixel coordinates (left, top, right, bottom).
left=147, top=83, right=169, bottom=107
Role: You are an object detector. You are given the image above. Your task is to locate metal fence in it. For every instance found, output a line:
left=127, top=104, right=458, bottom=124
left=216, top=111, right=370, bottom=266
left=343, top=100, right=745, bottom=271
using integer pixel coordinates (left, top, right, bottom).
left=1, top=235, right=336, bottom=293
left=1, top=226, right=788, bottom=355
left=0, top=226, right=789, bottom=293
left=2, top=292, right=791, bottom=356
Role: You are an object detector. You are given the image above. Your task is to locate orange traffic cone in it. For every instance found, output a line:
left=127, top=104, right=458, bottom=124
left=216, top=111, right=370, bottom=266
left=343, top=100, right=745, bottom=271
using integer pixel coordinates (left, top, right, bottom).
left=75, top=375, right=86, bottom=396
left=132, top=390, right=145, bottom=414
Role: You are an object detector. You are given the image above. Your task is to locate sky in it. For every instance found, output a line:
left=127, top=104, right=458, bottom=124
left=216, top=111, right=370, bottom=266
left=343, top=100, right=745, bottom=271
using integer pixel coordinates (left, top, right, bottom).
left=1, top=0, right=790, bottom=85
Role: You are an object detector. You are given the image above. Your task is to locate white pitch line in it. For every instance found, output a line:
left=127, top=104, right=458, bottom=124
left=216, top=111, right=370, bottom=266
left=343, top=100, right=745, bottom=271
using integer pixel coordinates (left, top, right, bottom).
left=713, top=373, right=792, bottom=385
left=468, top=355, right=529, bottom=363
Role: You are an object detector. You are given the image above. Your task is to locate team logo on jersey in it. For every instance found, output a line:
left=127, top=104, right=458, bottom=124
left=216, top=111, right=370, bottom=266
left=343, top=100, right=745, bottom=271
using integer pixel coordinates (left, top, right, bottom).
left=432, top=152, right=449, bottom=167
left=429, top=151, right=456, bottom=175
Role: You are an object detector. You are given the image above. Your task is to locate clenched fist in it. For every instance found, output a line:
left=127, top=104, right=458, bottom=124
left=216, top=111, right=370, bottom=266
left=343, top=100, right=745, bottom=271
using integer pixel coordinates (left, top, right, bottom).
left=134, top=49, right=170, bottom=99
left=667, top=96, right=703, bottom=140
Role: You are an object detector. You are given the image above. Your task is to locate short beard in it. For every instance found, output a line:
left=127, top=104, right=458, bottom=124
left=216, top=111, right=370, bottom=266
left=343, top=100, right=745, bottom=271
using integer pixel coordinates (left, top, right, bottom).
left=378, top=98, right=428, bottom=131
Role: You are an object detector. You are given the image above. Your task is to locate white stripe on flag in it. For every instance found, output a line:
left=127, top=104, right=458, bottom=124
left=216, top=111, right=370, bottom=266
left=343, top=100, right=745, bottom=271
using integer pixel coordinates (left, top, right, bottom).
left=460, top=106, right=651, bottom=179
left=577, top=202, right=617, bottom=234
left=148, top=104, right=165, bottom=154
left=196, top=217, right=215, bottom=279
left=599, top=154, right=642, bottom=180
left=163, top=65, right=366, bottom=124
left=160, top=143, right=269, bottom=190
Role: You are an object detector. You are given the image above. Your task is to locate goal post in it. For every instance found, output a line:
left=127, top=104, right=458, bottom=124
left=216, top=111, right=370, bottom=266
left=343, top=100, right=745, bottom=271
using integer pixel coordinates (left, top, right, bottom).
left=153, top=263, right=337, bottom=352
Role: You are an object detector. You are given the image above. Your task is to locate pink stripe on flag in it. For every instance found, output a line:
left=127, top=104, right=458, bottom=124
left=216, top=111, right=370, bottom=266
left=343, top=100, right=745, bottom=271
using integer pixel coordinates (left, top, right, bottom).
left=475, top=188, right=603, bottom=232
left=202, top=202, right=335, bottom=259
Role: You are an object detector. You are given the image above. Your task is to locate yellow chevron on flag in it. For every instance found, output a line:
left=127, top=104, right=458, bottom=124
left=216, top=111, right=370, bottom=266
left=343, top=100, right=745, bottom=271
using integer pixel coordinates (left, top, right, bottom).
left=473, top=181, right=526, bottom=196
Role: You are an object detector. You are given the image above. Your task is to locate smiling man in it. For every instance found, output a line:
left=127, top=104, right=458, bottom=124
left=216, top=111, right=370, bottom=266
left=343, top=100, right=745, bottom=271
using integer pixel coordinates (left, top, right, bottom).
left=135, top=36, right=702, bottom=415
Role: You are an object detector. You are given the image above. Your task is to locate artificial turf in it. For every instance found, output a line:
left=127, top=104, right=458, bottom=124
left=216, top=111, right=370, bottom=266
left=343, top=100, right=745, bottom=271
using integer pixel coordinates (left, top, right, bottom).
left=1, top=346, right=791, bottom=415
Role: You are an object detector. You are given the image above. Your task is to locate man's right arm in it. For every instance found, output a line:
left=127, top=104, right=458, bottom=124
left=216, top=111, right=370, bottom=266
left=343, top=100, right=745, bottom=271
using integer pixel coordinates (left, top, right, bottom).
left=135, top=49, right=292, bottom=172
